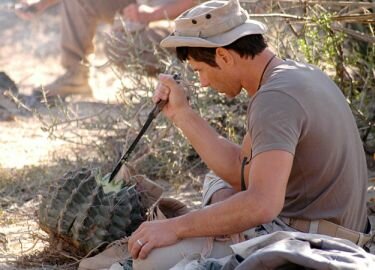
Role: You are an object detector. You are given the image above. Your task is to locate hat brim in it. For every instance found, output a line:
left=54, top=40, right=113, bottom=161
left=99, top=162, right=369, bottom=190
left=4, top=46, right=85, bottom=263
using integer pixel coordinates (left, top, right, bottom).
left=160, top=19, right=267, bottom=48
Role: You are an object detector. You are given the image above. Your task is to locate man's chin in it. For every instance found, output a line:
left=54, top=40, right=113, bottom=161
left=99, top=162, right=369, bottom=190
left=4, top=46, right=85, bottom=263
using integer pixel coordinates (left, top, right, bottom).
left=223, top=92, right=237, bottom=100
left=216, top=92, right=235, bottom=100
left=215, top=88, right=236, bottom=100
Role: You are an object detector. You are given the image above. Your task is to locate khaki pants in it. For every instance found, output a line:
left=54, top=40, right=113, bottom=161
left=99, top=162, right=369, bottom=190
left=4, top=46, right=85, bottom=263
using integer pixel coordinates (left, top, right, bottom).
left=60, top=0, right=134, bottom=69
left=133, top=237, right=234, bottom=270
left=133, top=173, right=241, bottom=270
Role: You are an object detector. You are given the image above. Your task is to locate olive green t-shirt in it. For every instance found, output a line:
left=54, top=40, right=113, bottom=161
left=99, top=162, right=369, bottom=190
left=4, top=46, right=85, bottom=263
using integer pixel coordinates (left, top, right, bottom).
left=247, top=60, right=368, bottom=232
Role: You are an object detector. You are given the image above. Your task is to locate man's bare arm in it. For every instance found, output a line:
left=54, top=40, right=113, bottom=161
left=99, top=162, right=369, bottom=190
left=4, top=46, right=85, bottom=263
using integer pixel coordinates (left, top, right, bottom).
left=174, top=107, right=244, bottom=189
left=174, top=150, right=293, bottom=237
left=153, top=75, right=245, bottom=188
left=146, top=0, right=195, bottom=22
left=129, top=150, right=293, bottom=259
left=122, top=0, right=195, bottom=25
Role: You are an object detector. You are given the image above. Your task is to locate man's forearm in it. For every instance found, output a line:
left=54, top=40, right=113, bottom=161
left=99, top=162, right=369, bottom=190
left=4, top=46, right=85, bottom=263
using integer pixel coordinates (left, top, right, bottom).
left=43, top=0, right=60, bottom=8
left=172, top=150, right=291, bottom=238
left=173, top=189, right=274, bottom=238
left=171, top=149, right=292, bottom=239
left=173, top=107, right=242, bottom=188
left=149, top=0, right=195, bottom=21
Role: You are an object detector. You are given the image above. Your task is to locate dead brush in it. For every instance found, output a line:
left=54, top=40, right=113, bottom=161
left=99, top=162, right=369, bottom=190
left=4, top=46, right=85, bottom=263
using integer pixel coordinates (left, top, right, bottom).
left=2, top=1, right=373, bottom=268
left=28, top=0, right=374, bottom=188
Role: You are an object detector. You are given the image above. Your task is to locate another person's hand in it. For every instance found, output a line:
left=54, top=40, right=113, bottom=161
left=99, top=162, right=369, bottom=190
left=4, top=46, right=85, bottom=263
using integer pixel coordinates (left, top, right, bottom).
left=128, top=219, right=179, bottom=259
left=15, top=0, right=58, bottom=20
left=152, top=74, right=190, bottom=122
left=121, top=3, right=155, bottom=25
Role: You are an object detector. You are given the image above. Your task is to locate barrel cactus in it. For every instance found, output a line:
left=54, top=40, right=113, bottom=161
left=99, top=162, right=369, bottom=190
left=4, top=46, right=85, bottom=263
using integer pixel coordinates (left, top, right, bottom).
left=38, top=167, right=162, bottom=254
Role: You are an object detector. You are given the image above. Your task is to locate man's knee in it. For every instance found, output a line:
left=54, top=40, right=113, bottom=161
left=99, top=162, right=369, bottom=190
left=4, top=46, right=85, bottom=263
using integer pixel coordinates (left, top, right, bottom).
left=202, top=172, right=234, bottom=206
left=133, top=237, right=233, bottom=270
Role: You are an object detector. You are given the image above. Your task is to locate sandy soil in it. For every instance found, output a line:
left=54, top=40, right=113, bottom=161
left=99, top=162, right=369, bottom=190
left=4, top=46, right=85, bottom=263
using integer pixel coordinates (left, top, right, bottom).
left=0, top=2, right=171, bottom=269
left=0, top=4, right=202, bottom=268
left=0, top=1, right=120, bottom=164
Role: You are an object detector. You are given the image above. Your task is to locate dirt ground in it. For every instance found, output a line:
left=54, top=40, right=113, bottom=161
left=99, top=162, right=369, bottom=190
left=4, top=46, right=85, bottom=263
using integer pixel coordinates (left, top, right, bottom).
left=0, top=1, right=375, bottom=269
left=0, top=2, right=202, bottom=269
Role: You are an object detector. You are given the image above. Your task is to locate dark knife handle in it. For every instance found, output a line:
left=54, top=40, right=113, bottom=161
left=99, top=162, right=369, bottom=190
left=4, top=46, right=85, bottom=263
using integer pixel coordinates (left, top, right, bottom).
left=150, top=99, right=167, bottom=118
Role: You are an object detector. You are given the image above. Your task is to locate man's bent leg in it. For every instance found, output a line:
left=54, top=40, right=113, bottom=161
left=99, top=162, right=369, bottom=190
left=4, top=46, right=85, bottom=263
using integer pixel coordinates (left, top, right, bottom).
left=133, top=237, right=234, bottom=270
left=132, top=173, right=238, bottom=270
left=202, top=172, right=233, bottom=207
left=60, top=0, right=134, bottom=68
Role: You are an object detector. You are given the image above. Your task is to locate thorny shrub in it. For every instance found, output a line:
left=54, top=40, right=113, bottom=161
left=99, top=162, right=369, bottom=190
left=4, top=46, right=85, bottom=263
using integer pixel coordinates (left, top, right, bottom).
left=38, top=1, right=375, bottom=186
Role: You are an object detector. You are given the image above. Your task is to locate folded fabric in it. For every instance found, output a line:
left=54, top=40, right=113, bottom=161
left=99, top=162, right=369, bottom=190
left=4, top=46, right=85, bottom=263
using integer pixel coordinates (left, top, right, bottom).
left=170, top=231, right=375, bottom=269
left=230, top=231, right=375, bottom=270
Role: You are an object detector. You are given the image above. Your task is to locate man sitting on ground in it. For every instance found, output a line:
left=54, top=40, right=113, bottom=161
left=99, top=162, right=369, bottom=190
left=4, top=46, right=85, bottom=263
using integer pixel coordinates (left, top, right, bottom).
left=125, top=0, right=371, bottom=269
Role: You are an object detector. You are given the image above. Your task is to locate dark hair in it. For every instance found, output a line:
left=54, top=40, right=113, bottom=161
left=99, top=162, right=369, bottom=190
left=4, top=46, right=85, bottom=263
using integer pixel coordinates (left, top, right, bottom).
left=176, top=34, right=267, bottom=67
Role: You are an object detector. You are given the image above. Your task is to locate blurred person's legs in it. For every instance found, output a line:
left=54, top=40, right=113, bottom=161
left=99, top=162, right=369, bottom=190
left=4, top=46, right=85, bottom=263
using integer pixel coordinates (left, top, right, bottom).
left=35, top=0, right=134, bottom=98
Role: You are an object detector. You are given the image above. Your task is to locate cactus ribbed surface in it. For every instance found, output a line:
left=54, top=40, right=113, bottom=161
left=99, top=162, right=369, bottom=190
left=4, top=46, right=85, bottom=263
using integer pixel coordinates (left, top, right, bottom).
left=38, top=168, right=147, bottom=254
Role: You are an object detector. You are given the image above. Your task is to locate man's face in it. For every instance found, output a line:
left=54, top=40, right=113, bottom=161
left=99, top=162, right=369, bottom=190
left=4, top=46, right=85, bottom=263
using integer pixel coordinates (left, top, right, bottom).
left=188, top=57, right=241, bottom=98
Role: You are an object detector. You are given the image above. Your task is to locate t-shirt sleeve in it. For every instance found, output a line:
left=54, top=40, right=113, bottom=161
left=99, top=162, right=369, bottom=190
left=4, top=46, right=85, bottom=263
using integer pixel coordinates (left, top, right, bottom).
left=248, top=91, right=306, bottom=158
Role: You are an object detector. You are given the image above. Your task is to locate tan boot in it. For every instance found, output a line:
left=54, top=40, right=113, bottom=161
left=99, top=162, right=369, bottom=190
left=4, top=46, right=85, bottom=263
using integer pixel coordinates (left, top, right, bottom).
left=33, top=65, right=92, bottom=99
left=78, top=238, right=130, bottom=270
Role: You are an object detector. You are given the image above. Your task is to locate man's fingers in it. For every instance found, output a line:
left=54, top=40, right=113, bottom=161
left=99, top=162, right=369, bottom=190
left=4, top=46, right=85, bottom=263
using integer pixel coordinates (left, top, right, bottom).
left=122, top=3, right=138, bottom=20
left=153, top=82, right=170, bottom=103
left=158, top=74, right=180, bottom=88
left=128, top=236, right=134, bottom=253
left=138, top=241, right=153, bottom=260
left=129, top=237, right=144, bottom=259
left=128, top=226, right=143, bottom=257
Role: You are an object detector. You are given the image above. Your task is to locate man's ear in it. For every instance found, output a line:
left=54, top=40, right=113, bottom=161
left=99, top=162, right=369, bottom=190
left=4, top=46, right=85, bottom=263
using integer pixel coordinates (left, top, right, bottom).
left=216, top=48, right=234, bottom=66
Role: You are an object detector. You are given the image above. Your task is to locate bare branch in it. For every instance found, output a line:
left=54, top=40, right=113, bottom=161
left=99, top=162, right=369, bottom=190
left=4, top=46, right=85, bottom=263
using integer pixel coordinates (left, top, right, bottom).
left=331, top=24, right=375, bottom=44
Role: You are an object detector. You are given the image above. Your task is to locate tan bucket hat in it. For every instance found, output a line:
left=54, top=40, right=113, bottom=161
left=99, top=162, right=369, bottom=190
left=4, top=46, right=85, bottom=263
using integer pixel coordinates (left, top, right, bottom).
left=160, top=0, right=267, bottom=48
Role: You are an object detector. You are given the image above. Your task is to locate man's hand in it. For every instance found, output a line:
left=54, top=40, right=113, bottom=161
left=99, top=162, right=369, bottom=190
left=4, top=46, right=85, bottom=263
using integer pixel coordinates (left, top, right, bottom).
left=152, top=74, right=190, bottom=122
left=15, top=0, right=59, bottom=21
left=121, top=4, right=155, bottom=25
left=128, top=219, right=179, bottom=259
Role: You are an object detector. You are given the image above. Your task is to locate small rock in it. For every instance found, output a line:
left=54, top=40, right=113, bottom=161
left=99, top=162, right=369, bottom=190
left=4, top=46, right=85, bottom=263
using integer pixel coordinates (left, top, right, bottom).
left=0, top=71, right=18, bottom=94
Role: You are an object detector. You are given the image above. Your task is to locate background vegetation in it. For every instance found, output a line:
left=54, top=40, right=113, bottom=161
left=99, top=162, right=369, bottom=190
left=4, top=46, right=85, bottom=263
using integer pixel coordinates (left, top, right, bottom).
left=0, top=0, right=374, bottom=268
left=39, top=0, right=374, bottom=183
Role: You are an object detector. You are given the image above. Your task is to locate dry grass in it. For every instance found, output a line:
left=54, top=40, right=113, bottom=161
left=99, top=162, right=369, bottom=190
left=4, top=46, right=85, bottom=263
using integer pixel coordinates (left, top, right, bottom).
left=0, top=0, right=374, bottom=269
